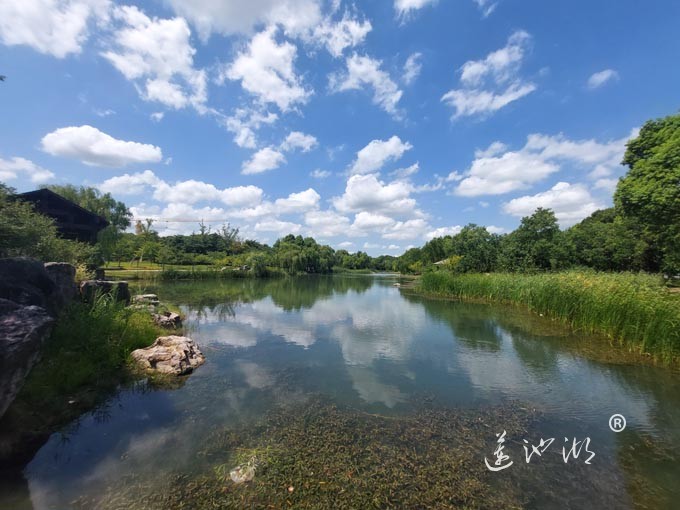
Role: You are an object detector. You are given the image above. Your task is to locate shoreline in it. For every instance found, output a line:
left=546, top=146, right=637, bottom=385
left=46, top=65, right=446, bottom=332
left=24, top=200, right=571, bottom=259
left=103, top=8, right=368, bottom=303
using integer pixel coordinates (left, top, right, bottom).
left=407, top=271, right=680, bottom=366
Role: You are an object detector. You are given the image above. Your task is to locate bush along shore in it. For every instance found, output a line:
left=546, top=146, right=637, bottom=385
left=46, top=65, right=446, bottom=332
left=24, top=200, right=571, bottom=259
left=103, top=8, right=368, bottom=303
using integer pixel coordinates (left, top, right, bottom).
left=416, top=270, right=680, bottom=364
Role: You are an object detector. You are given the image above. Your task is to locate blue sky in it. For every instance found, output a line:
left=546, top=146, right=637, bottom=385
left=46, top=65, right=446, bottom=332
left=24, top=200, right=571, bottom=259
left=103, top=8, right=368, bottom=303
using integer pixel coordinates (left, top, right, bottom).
left=1, top=0, right=679, bottom=255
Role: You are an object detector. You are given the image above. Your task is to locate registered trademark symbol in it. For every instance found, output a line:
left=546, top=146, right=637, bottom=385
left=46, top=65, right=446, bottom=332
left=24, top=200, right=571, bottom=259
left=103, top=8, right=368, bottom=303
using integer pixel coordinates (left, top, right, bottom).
left=609, top=414, right=626, bottom=432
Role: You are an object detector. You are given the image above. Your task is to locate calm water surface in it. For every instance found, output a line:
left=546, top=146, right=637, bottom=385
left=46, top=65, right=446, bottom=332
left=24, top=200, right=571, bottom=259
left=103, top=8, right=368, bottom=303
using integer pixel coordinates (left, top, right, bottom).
left=3, top=275, right=680, bottom=509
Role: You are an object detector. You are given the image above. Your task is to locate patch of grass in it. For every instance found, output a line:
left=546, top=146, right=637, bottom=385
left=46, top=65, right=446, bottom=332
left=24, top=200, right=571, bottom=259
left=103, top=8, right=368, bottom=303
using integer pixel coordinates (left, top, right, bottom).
left=417, top=270, right=680, bottom=364
left=331, top=266, right=374, bottom=274
left=20, top=294, right=163, bottom=407
left=106, top=267, right=286, bottom=281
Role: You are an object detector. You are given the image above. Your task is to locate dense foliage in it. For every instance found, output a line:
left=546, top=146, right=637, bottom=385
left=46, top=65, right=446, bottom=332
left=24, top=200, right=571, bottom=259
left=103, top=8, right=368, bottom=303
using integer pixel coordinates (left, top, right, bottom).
left=0, top=183, right=98, bottom=264
left=615, top=114, right=680, bottom=273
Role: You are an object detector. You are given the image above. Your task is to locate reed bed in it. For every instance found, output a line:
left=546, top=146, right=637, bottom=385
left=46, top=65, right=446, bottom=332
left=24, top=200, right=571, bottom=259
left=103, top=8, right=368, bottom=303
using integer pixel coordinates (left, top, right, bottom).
left=418, top=271, right=680, bottom=363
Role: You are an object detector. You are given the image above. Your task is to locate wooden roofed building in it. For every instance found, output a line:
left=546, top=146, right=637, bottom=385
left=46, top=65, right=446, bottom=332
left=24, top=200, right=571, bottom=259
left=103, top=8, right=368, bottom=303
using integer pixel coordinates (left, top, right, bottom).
left=17, top=189, right=109, bottom=244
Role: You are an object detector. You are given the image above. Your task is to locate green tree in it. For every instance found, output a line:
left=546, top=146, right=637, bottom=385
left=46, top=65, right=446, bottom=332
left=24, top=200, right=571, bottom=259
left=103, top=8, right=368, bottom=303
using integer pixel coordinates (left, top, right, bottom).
left=615, top=113, right=680, bottom=272
left=565, top=208, right=647, bottom=271
left=446, top=224, right=501, bottom=272
left=498, top=208, right=570, bottom=271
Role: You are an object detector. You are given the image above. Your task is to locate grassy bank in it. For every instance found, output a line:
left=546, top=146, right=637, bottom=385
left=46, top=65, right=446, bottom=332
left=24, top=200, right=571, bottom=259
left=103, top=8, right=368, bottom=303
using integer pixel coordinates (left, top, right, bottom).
left=22, top=295, right=163, bottom=405
left=417, top=271, right=680, bottom=363
left=106, top=267, right=286, bottom=281
left=0, top=295, right=164, bottom=466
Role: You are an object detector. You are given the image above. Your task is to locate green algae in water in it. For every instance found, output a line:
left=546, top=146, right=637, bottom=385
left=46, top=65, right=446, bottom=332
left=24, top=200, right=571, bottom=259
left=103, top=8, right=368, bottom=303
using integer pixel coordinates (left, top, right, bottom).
left=73, top=397, right=636, bottom=510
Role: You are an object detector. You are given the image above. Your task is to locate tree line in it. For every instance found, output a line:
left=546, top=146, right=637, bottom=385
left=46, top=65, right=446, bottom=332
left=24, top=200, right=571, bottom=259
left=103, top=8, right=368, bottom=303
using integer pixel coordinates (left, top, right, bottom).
left=1, top=112, right=678, bottom=275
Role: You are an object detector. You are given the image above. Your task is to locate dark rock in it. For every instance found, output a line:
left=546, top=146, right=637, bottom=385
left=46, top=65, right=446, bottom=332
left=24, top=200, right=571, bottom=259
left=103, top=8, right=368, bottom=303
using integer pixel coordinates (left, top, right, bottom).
left=80, top=280, right=130, bottom=305
left=0, top=299, right=54, bottom=418
left=0, top=258, right=56, bottom=313
left=44, top=262, right=77, bottom=309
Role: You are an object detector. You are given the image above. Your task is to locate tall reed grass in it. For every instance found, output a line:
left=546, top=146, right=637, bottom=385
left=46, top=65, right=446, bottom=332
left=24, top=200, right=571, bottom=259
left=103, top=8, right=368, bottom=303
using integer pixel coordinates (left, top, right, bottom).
left=418, top=271, right=680, bottom=363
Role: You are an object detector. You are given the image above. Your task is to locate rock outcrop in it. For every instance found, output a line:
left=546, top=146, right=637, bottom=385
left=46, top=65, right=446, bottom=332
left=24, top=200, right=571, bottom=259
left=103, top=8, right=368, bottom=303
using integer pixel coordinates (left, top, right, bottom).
left=80, top=280, right=130, bottom=305
left=0, top=258, right=78, bottom=420
left=0, top=299, right=55, bottom=418
left=0, top=258, right=57, bottom=313
left=44, top=262, right=78, bottom=309
left=130, top=336, right=205, bottom=376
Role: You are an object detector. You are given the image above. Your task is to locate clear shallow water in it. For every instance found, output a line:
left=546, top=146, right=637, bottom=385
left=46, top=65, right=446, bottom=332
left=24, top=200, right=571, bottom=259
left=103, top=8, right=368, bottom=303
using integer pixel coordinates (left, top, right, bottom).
left=3, top=275, right=680, bottom=509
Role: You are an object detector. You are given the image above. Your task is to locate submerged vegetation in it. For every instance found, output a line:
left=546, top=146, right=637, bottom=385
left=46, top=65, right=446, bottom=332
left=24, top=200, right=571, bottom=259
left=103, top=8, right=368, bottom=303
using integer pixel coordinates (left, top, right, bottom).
left=418, top=271, right=680, bottom=363
left=72, top=397, right=639, bottom=510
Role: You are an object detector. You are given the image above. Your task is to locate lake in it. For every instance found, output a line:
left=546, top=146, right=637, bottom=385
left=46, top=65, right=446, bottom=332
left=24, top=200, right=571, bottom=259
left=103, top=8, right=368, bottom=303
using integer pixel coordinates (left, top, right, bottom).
left=2, top=275, right=680, bottom=509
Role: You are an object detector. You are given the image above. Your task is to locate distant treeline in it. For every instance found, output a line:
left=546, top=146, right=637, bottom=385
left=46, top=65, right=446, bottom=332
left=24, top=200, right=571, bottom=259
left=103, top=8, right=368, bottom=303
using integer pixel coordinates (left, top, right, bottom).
left=1, top=113, right=678, bottom=275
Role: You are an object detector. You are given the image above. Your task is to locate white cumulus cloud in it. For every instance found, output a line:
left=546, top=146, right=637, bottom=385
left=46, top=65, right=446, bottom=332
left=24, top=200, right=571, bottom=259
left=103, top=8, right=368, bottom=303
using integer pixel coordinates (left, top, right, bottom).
left=242, top=147, right=286, bottom=175
left=0, top=0, right=110, bottom=58
left=425, top=225, right=463, bottom=240
left=41, top=125, right=162, bottom=167
left=333, top=173, right=421, bottom=218
left=330, top=54, right=403, bottom=116
left=587, top=69, right=619, bottom=90
left=304, top=209, right=351, bottom=237
left=442, top=30, right=535, bottom=118
left=281, top=131, right=318, bottom=152
left=102, top=5, right=207, bottom=111
left=402, top=52, right=423, bottom=85
left=99, top=170, right=264, bottom=208
left=223, top=108, right=278, bottom=149
left=165, top=0, right=322, bottom=40
left=308, top=11, right=372, bottom=58
left=0, top=156, right=55, bottom=183
left=221, top=26, right=311, bottom=112
left=349, top=136, right=412, bottom=175
left=502, top=182, right=604, bottom=227
left=394, top=0, right=438, bottom=19
left=454, top=130, right=631, bottom=196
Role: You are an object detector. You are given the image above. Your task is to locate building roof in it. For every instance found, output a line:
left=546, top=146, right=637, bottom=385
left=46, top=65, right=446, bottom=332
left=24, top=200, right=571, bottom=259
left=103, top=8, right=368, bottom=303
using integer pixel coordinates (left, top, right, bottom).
left=17, top=188, right=109, bottom=243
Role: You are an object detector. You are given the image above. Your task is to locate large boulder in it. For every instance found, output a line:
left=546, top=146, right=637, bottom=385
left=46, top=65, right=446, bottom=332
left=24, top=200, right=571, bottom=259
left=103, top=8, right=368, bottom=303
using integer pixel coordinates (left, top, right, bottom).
left=0, top=299, right=55, bottom=418
left=130, top=336, right=205, bottom=376
left=44, top=262, right=78, bottom=309
left=0, top=258, right=57, bottom=313
left=80, top=280, right=130, bottom=305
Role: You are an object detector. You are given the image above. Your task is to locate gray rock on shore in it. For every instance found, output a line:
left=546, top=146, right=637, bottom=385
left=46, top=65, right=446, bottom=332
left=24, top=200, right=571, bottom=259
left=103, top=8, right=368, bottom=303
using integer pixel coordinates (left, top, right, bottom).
left=0, top=258, right=81, bottom=419
left=44, top=262, right=78, bottom=309
left=0, top=299, right=55, bottom=418
left=80, top=280, right=130, bottom=305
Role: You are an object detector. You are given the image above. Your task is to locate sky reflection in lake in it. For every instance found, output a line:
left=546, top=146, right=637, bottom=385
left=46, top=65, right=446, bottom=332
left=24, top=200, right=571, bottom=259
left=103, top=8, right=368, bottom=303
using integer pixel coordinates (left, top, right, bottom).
left=9, top=276, right=680, bottom=509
